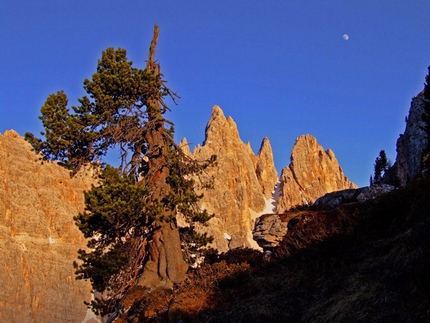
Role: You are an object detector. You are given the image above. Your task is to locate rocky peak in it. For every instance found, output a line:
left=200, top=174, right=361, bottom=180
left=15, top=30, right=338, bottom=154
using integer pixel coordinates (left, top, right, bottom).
left=186, top=106, right=278, bottom=252
left=202, top=105, right=240, bottom=150
left=392, top=92, right=428, bottom=186
left=178, top=137, right=191, bottom=156
left=276, top=134, right=357, bottom=212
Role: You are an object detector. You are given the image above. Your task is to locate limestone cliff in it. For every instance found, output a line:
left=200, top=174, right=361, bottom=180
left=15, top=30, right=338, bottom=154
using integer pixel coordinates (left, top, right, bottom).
left=182, top=106, right=278, bottom=252
left=392, top=92, right=428, bottom=186
left=0, top=130, right=99, bottom=323
left=276, top=134, right=357, bottom=212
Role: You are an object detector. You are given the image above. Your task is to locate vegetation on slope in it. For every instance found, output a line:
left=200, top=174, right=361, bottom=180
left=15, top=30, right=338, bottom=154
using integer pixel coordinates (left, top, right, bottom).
left=116, top=175, right=430, bottom=322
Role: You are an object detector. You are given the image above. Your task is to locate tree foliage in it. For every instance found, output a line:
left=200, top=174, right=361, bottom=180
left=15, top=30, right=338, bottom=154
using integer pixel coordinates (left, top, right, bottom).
left=25, top=43, right=181, bottom=175
left=74, top=166, right=151, bottom=298
left=24, top=90, right=94, bottom=168
left=27, top=25, right=216, bottom=315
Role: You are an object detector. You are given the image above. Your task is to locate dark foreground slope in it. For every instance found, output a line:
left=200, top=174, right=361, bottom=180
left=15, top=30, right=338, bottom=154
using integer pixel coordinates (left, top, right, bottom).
left=118, top=176, right=430, bottom=323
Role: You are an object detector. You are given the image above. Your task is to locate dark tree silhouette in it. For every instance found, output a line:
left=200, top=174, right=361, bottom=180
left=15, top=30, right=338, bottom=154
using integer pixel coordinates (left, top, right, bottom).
left=372, top=150, right=390, bottom=185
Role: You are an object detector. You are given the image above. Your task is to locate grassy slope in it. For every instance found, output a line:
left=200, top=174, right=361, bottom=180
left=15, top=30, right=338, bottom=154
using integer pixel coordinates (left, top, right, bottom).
left=119, top=176, right=430, bottom=322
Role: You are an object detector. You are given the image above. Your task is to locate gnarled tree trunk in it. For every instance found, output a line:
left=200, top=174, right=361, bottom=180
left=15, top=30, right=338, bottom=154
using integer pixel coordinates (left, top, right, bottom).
left=137, top=25, right=187, bottom=289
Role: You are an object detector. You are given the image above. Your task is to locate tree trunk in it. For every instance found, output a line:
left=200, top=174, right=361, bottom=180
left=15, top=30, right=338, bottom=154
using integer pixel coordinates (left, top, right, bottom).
left=137, top=24, right=187, bottom=288
left=137, top=222, right=187, bottom=289
left=137, top=123, right=187, bottom=288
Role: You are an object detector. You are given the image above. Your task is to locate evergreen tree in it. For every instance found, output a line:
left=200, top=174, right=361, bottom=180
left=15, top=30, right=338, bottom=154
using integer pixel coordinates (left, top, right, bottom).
left=74, top=166, right=150, bottom=294
left=26, top=25, right=216, bottom=315
left=25, top=90, right=96, bottom=169
left=372, top=150, right=390, bottom=184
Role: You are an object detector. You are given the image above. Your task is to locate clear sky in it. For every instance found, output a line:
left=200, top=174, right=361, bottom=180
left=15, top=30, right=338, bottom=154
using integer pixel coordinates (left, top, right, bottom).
left=1, top=1, right=429, bottom=187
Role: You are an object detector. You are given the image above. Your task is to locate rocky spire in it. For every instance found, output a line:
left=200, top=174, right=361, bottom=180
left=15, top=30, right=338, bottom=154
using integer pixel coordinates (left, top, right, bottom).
left=178, top=137, right=191, bottom=156
left=187, top=105, right=277, bottom=252
left=276, top=134, right=357, bottom=212
left=256, top=137, right=278, bottom=199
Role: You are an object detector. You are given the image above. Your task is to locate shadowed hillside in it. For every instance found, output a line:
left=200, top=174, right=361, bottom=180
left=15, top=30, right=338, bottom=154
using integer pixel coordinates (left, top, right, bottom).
left=116, top=175, right=430, bottom=322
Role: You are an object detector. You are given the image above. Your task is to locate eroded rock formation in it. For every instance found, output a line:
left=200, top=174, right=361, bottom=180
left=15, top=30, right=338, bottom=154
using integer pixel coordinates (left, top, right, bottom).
left=0, top=130, right=99, bottom=323
left=276, top=134, right=357, bottom=212
left=182, top=106, right=278, bottom=252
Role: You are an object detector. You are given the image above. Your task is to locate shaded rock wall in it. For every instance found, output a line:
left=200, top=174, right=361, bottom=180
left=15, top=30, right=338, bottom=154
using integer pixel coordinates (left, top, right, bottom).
left=393, top=92, right=428, bottom=186
left=0, top=130, right=99, bottom=323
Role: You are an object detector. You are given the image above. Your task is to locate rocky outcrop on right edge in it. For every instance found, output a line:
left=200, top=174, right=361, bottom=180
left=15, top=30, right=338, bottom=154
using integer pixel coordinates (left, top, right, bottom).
left=392, top=92, right=428, bottom=186
left=276, top=135, right=357, bottom=212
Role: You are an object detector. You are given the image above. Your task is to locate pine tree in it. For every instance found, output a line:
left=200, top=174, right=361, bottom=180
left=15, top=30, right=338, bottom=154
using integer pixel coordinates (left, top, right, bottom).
left=74, top=166, right=150, bottom=294
left=26, top=25, right=216, bottom=315
left=372, top=150, right=390, bottom=184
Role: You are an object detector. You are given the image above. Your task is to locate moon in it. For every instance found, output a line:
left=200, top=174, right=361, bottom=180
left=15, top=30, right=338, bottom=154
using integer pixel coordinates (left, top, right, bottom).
left=343, top=34, right=349, bottom=41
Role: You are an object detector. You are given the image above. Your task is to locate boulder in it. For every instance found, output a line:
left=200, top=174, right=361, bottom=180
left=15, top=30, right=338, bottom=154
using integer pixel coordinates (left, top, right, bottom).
left=315, top=188, right=365, bottom=206
left=253, top=213, right=292, bottom=249
left=356, top=184, right=396, bottom=202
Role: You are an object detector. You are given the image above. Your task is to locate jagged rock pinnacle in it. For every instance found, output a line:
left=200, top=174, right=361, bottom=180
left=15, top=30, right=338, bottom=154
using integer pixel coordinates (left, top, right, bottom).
left=256, top=137, right=278, bottom=199
left=190, top=105, right=277, bottom=251
left=276, top=134, right=357, bottom=212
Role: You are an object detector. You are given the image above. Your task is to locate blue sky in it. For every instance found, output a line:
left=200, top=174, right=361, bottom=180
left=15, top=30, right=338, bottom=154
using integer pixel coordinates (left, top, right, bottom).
left=1, top=1, right=429, bottom=187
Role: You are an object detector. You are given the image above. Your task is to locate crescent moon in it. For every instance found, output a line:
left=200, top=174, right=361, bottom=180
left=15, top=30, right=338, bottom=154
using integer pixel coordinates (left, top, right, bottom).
left=343, top=34, right=349, bottom=41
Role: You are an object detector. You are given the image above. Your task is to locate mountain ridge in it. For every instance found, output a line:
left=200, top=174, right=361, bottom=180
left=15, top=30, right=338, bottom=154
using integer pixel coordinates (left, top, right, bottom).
left=181, top=105, right=355, bottom=251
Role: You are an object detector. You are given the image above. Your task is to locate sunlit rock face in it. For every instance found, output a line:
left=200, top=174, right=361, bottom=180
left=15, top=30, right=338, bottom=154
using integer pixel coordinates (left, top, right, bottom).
left=256, top=137, right=278, bottom=199
left=181, top=106, right=278, bottom=252
left=276, top=134, right=357, bottom=212
left=393, top=92, right=428, bottom=186
left=0, top=130, right=99, bottom=323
